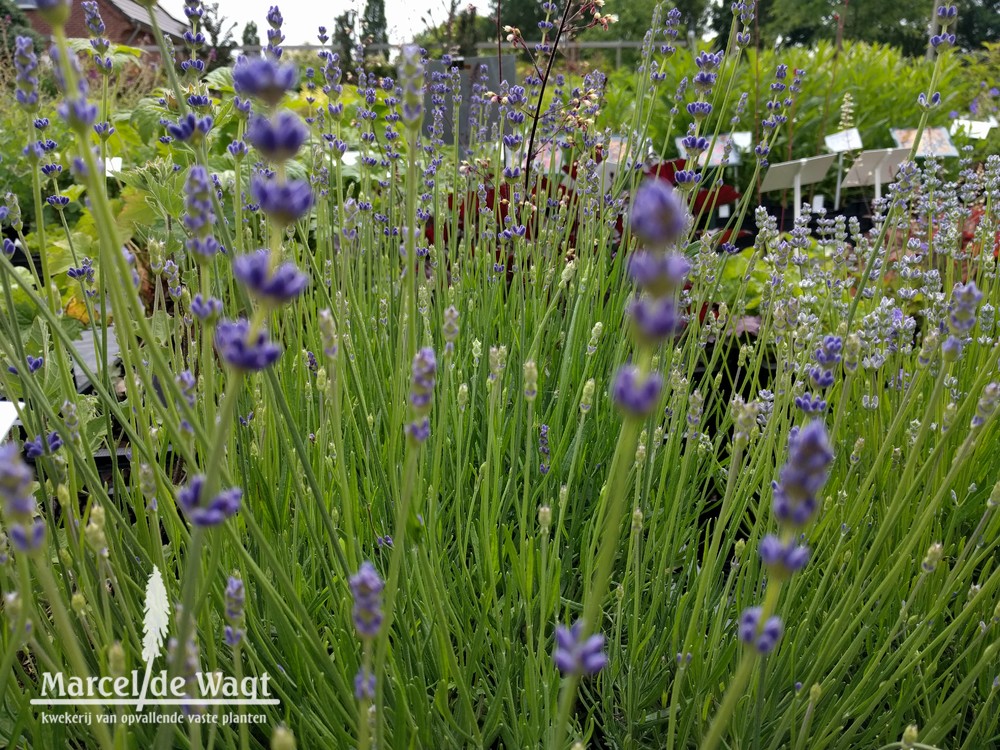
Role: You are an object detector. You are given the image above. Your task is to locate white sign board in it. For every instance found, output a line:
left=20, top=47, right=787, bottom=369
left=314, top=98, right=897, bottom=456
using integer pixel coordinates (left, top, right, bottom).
left=825, top=128, right=863, bottom=153
left=675, top=134, right=742, bottom=167
left=0, top=402, right=23, bottom=441
left=890, top=127, right=959, bottom=158
left=950, top=118, right=995, bottom=140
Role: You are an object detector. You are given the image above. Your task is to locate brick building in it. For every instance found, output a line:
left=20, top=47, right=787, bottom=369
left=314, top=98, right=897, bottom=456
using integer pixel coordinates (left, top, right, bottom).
left=20, top=0, right=187, bottom=47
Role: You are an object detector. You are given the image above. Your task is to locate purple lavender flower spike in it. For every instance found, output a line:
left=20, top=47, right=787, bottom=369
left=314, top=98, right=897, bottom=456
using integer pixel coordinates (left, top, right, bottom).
left=354, top=667, right=376, bottom=700
left=948, top=281, right=983, bottom=334
left=738, top=607, right=784, bottom=654
left=794, top=393, right=827, bottom=414
left=612, top=366, right=663, bottom=418
left=246, top=111, right=308, bottom=162
left=553, top=620, right=607, bottom=676
left=772, top=420, right=833, bottom=527
left=191, top=294, right=223, bottom=323
left=941, top=335, right=963, bottom=361
left=627, top=250, right=690, bottom=295
left=166, top=112, right=213, bottom=143
left=250, top=176, right=314, bottom=226
left=224, top=575, right=245, bottom=646
left=233, top=56, right=298, bottom=105
left=183, top=166, right=220, bottom=261
left=14, top=37, right=40, bottom=112
left=215, top=318, right=282, bottom=371
left=406, top=417, right=431, bottom=443
left=629, top=179, right=688, bottom=248
left=630, top=296, right=683, bottom=343
left=233, top=250, right=309, bottom=305
left=59, top=98, right=99, bottom=132
left=758, top=534, right=811, bottom=578
left=349, top=561, right=384, bottom=639
left=1, top=443, right=37, bottom=517
left=2, top=441, right=47, bottom=552
left=409, top=347, right=437, bottom=415
left=398, top=45, right=425, bottom=127
left=176, top=476, right=242, bottom=527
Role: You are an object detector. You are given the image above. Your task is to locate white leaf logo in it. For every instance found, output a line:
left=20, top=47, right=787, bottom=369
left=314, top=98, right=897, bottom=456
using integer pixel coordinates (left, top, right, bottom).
left=137, top=566, right=170, bottom=711
left=141, top=566, right=170, bottom=662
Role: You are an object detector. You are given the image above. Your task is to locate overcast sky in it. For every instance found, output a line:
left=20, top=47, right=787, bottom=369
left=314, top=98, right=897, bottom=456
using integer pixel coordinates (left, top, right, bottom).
left=160, top=0, right=455, bottom=46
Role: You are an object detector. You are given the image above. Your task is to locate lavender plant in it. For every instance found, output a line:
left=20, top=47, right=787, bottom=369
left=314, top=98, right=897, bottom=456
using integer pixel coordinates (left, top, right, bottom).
left=0, top=1, right=999, bottom=749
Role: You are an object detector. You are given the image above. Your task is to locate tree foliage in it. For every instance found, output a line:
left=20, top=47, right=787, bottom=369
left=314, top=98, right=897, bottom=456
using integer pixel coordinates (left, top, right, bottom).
left=335, top=10, right=357, bottom=69
left=241, top=21, right=260, bottom=50
left=414, top=2, right=495, bottom=57
left=362, top=0, right=389, bottom=48
left=201, top=2, right=237, bottom=71
left=710, top=0, right=1000, bottom=57
left=489, top=0, right=544, bottom=38
left=0, top=0, right=44, bottom=53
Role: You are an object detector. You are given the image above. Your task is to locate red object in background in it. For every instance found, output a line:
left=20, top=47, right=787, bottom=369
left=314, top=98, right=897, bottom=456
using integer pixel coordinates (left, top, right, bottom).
left=642, top=160, right=748, bottom=246
left=423, top=150, right=750, bottom=256
left=964, top=204, right=1000, bottom=259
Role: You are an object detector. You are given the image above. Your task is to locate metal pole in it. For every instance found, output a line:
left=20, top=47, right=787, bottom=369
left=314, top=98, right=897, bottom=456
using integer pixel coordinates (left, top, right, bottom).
left=834, top=152, right=843, bottom=210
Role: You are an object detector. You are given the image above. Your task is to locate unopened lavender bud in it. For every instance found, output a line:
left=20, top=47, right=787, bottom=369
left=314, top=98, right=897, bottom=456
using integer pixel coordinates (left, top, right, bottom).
left=989, top=480, right=1000, bottom=509
left=918, top=330, right=939, bottom=367
left=687, top=389, right=704, bottom=429
left=472, top=339, right=482, bottom=362
left=139, top=463, right=156, bottom=510
left=943, top=402, right=957, bottom=431
left=488, top=345, right=507, bottom=382
left=318, top=308, right=339, bottom=359
left=560, top=261, right=576, bottom=288
left=86, top=505, right=108, bottom=555
left=442, top=305, right=459, bottom=348
left=901, top=724, right=919, bottom=749
left=809, top=683, right=822, bottom=702
left=587, top=323, right=603, bottom=355
left=271, top=725, right=297, bottom=750
left=843, top=333, right=860, bottom=373
left=523, top=360, right=538, bottom=401
left=631, top=507, right=643, bottom=531
left=922, top=542, right=944, bottom=572
left=5, top=193, right=23, bottom=232
left=458, top=383, right=469, bottom=411
left=538, top=505, right=552, bottom=530
left=108, top=641, right=126, bottom=677
left=734, top=539, right=745, bottom=558
left=71, top=592, right=86, bottom=614
left=732, top=395, right=758, bottom=446
left=972, top=382, right=999, bottom=428
left=580, top=379, right=595, bottom=413
left=850, top=437, right=864, bottom=465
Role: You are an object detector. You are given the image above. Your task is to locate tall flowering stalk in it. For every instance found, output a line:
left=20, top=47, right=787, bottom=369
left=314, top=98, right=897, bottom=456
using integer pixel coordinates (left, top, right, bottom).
left=350, top=561, right=383, bottom=750
left=553, top=178, right=689, bottom=746
left=375, top=345, right=436, bottom=744
left=702, top=420, right=833, bottom=749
